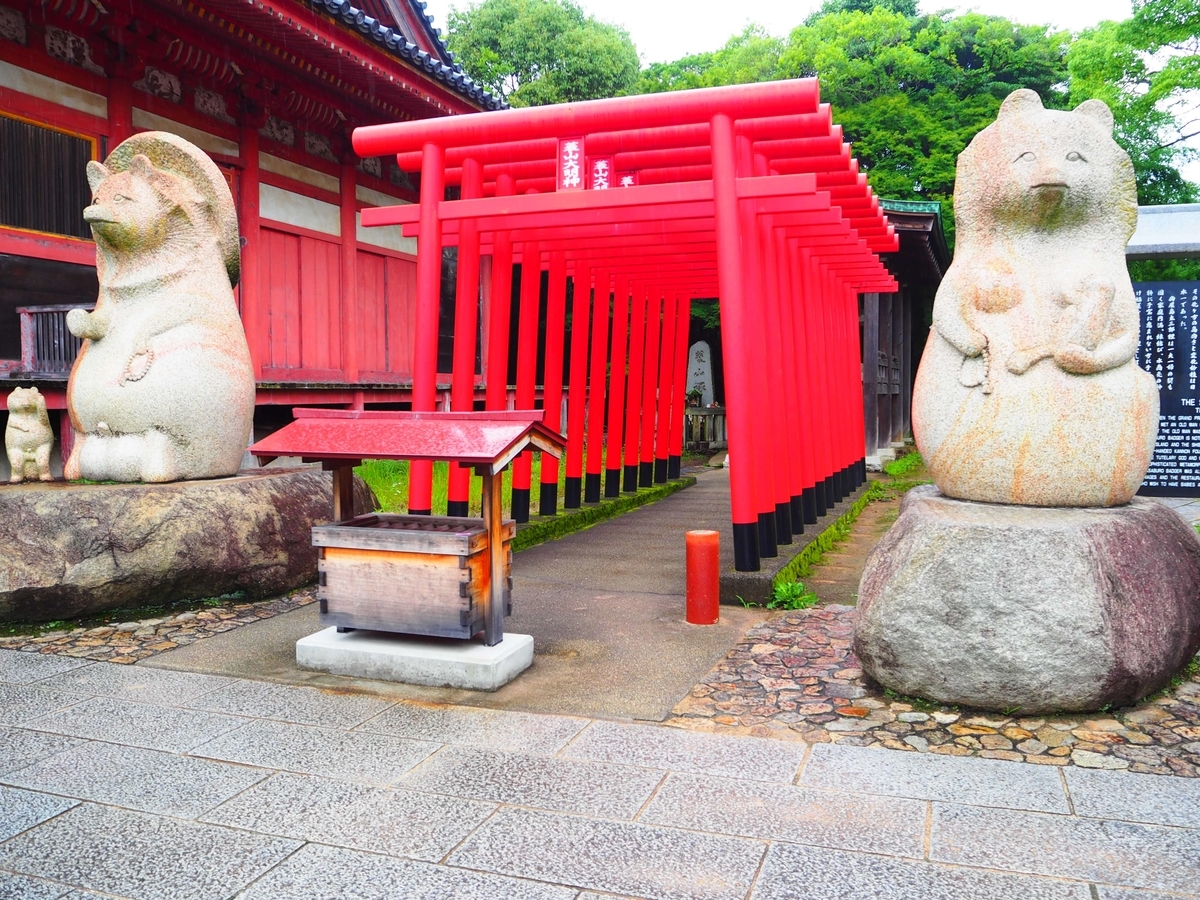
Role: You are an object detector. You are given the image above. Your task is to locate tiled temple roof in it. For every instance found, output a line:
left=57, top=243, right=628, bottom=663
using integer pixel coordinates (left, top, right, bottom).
left=318, top=0, right=506, bottom=111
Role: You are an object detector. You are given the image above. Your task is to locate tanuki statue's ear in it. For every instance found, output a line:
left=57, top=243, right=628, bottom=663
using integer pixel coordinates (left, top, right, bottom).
left=86, top=160, right=109, bottom=194
left=128, top=154, right=156, bottom=180
left=998, top=89, right=1044, bottom=119
left=1075, top=99, right=1115, bottom=132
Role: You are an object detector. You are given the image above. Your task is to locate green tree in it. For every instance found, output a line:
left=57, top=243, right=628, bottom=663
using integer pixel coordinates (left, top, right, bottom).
left=636, top=26, right=783, bottom=94
left=446, top=0, right=639, bottom=106
left=777, top=8, right=1072, bottom=242
left=804, top=0, right=917, bottom=27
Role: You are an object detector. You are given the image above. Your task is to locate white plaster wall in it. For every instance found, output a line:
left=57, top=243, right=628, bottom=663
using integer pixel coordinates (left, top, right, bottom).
left=131, top=108, right=237, bottom=157
left=354, top=184, right=416, bottom=254
left=0, top=60, right=106, bottom=119
left=260, top=152, right=339, bottom=194
left=260, top=183, right=340, bottom=236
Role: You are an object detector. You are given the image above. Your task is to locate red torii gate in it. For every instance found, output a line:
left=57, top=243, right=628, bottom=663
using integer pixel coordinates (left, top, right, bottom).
left=353, top=80, right=897, bottom=572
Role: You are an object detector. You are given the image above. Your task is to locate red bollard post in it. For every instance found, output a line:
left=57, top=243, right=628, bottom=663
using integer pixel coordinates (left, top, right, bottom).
left=685, top=530, right=720, bottom=625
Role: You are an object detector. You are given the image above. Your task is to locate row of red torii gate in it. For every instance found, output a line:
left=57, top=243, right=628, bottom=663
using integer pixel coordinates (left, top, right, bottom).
left=351, top=79, right=899, bottom=572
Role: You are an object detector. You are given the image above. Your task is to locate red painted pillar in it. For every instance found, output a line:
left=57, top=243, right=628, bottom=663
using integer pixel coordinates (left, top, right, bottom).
left=237, top=122, right=262, bottom=379
left=603, top=274, right=630, bottom=497
left=775, top=229, right=806, bottom=534
left=564, top=264, right=591, bottom=508
left=511, top=239, right=541, bottom=523
left=799, top=249, right=831, bottom=516
left=846, top=281, right=867, bottom=487
left=736, top=135, right=777, bottom=558
left=484, top=174, right=516, bottom=415
left=653, top=291, right=678, bottom=483
left=107, top=77, right=133, bottom=148
left=407, top=141, right=444, bottom=515
left=584, top=268, right=610, bottom=503
left=756, top=207, right=793, bottom=545
left=667, top=296, right=691, bottom=478
left=711, top=114, right=759, bottom=571
left=639, top=291, right=663, bottom=488
left=447, top=157, right=482, bottom=517
left=622, top=284, right=648, bottom=492
left=539, top=251, right=569, bottom=515
left=340, top=161, right=360, bottom=386
left=788, top=239, right=819, bottom=524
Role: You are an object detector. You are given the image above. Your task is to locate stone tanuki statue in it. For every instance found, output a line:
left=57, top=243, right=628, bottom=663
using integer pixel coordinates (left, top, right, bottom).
left=5, top=387, right=54, bottom=483
left=855, top=91, right=1200, bottom=714
left=64, top=132, right=255, bottom=483
left=911, top=89, right=1159, bottom=507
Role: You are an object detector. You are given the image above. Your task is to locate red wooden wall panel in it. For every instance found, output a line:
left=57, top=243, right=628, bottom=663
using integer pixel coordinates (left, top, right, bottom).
left=259, top=226, right=345, bottom=377
left=384, top=254, right=417, bottom=378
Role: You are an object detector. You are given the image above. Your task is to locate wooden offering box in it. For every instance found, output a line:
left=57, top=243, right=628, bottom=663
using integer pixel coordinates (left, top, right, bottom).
left=314, top=513, right=515, bottom=639
left=250, top=409, right=565, bottom=646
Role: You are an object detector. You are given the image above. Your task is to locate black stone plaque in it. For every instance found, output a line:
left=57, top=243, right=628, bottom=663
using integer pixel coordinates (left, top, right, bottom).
left=1135, top=281, right=1200, bottom=496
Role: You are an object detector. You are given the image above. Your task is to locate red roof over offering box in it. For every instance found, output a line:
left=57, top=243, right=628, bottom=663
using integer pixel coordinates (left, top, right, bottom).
left=250, top=410, right=565, bottom=475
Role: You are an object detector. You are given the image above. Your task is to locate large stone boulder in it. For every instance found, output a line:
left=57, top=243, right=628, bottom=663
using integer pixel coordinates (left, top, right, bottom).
left=0, top=468, right=372, bottom=623
left=854, top=485, right=1200, bottom=713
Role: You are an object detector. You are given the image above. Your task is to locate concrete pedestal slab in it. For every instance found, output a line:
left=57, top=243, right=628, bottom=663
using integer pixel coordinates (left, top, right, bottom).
left=296, top=628, right=534, bottom=691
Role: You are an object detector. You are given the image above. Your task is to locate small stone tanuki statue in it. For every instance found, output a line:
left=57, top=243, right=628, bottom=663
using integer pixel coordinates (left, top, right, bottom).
left=65, top=132, right=254, bottom=483
left=911, top=89, right=1159, bottom=507
left=5, top=387, right=54, bottom=483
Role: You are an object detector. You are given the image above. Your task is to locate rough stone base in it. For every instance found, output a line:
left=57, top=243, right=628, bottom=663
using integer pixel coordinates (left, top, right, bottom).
left=0, top=468, right=372, bottom=623
left=854, top=485, right=1200, bottom=714
left=296, top=627, right=534, bottom=690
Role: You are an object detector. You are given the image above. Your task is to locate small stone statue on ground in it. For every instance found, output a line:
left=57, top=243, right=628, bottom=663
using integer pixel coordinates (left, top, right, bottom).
left=5, top=387, right=54, bottom=483
left=65, top=131, right=255, bottom=483
left=912, top=89, right=1158, bottom=507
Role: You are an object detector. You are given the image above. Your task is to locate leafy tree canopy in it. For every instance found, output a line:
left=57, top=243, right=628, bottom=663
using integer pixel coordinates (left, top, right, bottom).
left=445, top=0, right=639, bottom=106
left=637, top=26, right=783, bottom=94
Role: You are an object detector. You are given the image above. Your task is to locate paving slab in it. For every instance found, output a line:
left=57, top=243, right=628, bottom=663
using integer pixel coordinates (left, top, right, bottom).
left=359, top=701, right=586, bottom=753
left=0, top=803, right=299, bottom=900
left=233, top=843, right=576, bottom=900
left=1065, top=766, right=1200, bottom=828
left=447, top=806, right=766, bottom=900
left=0, top=654, right=92, bottom=685
left=184, top=677, right=398, bottom=728
left=2, top=741, right=269, bottom=818
left=202, top=771, right=494, bottom=862
left=0, top=727, right=84, bottom=776
left=399, top=744, right=664, bottom=819
left=1098, top=887, right=1200, bottom=900
left=35, top=662, right=235, bottom=705
left=189, top=718, right=438, bottom=784
left=26, top=696, right=244, bottom=754
left=0, top=872, right=85, bottom=900
left=563, top=720, right=806, bottom=783
left=0, top=684, right=87, bottom=727
left=800, top=743, right=1070, bottom=812
left=640, top=772, right=926, bottom=858
left=0, top=784, right=76, bottom=842
left=749, top=843, right=1093, bottom=900
left=930, top=802, right=1200, bottom=895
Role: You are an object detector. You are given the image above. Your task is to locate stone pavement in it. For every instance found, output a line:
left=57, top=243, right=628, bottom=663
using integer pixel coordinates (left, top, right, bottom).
left=2, top=648, right=1200, bottom=900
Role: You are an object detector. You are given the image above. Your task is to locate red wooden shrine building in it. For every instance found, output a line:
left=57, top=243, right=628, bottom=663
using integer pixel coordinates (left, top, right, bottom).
left=0, top=0, right=500, bottom=454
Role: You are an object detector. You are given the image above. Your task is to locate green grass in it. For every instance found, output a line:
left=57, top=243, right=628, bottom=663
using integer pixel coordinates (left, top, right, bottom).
left=883, top=451, right=924, bottom=477
left=768, top=579, right=819, bottom=610
left=358, top=451, right=594, bottom=517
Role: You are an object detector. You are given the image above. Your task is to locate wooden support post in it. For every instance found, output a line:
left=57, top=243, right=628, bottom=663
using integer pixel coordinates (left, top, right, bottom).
left=481, top=466, right=506, bottom=646
left=329, top=463, right=357, bottom=523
